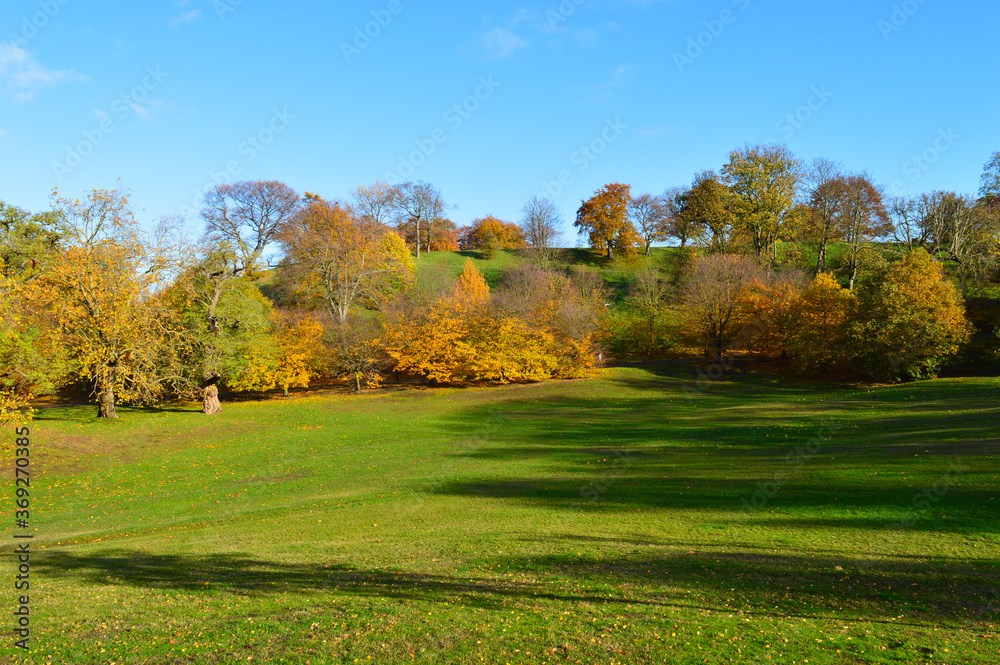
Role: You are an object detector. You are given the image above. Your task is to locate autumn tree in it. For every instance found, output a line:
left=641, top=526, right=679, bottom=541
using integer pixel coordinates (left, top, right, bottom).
left=201, top=180, right=300, bottom=276
left=459, top=216, right=527, bottom=252
left=788, top=273, right=855, bottom=374
left=800, top=158, right=845, bottom=274
left=0, top=202, right=68, bottom=423
left=722, top=144, right=800, bottom=262
left=676, top=172, right=734, bottom=253
left=836, top=174, right=891, bottom=290
left=574, top=183, right=638, bottom=259
left=629, top=193, right=669, bottom=256
left=278, top=196, right=414, bottom=324
left=742, top=270, right=809, bottom=358
left=326, top=315, right=386, bottom=392
left=679, top=254, right=758, bottom=356
left=47, top=186, right=179, bottom=418
left=228, top=309, right=324, bottom=397
left=848, top=249, right=973, bottom=381
left=661, top=186, right=701, bottom=249
left=520, top=196, right=562, bottom=264
left=382, top=259, right=488, bottom=383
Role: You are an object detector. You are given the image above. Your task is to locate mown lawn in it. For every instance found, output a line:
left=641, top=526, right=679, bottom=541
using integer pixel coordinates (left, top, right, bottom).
left=2, top=366, right=999, bottom=664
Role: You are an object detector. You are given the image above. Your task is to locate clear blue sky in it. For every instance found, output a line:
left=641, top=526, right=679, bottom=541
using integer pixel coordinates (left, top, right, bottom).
left=2, top=0, right=998, bottom=242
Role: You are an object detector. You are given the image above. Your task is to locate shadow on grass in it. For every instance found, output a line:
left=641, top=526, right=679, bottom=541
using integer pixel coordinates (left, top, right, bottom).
left=36, top=549, right=1000, bottom=624
left=430, top=370, right=1000, bottom=533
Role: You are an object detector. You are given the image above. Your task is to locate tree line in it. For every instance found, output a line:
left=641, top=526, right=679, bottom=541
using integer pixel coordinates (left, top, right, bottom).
left=1, top=145, right=997, bottom=422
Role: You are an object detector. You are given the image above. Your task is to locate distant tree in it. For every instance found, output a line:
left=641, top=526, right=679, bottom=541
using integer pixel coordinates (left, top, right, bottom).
left=574, top=183, right=638, bottom=259
left=980, top=151, right=1000, bottom=202
left=520, top=196, right=562, bottom=263
left=742, top=270, right=809, bottom=358
left=429, top=219, right=460, bottom=251
left=891, top=192, right=999, bottom=283
left=459, top=216, right=527, bottom=259
left=848, top=249, right=973, bottom=381
left=722, top=144, right=800, bottom=262
left=661, top=186, right=702, bottom=249
left=679, top=254, right=758, bottom=356
left=629, top=193, right=669, bottom=256
left=676, top=172, right=734, bottom=253
left=836, top=174, right=891, bottom=291
left=201, top=180, right=299, bottom=275
left=389, top=182, right=446, bottom=258
left=326, top=316, right=386, bottom=392
left=278, top=196, right=414, bottom=324
left=351, top=181, right=396, bottom=227
left=800, top=158, right=845, bottom=274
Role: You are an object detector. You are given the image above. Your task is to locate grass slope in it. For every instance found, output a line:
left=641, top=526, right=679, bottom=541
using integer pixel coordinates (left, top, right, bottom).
left=3, top=367, right=999, bottom=664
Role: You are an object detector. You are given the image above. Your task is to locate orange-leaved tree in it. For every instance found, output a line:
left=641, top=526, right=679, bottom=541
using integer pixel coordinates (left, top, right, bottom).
left=279, top=196, right=414, bottom=324
left=742, top=271, right=808, bottom=358
left=574, top=183, right=638, bottom=259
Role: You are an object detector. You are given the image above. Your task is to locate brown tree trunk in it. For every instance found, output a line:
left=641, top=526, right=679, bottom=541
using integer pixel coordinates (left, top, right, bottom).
left=97, top=384, right=117, bottom=419
left=203, top=385, right=222, bottom=415
left=354, top=373, right=362, bottom=392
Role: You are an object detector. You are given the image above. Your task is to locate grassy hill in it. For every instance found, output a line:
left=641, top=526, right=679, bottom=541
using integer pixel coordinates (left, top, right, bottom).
left=5, top=367, right=999, bottom=663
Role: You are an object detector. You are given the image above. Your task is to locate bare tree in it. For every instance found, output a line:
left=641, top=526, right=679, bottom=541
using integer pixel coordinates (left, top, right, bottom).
left=520, top=196, right=562, bottom=264
left=352, top=181, right=396, bottom=228
left=680, top=254, right=759, bottom=356
left=629, top=193, right=668, bottom=256
left=891, top=191, right=998, bottom=282
left=201, top=180, right=300, bottom=274
left=389, top=182, right=445, bottom=259
left=801, top=158, right=844, bottom=275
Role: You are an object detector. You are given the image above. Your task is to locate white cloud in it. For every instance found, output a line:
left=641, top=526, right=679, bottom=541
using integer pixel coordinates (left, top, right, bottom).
left=479, top=27, right=528, bottom=60
left=0, top=44, right=86, bottom=102
left=169, top=9, right=202, bottom=27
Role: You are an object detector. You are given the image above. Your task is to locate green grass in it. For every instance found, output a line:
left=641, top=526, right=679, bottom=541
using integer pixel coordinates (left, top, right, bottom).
left=4, top=367, right=999, bottom=664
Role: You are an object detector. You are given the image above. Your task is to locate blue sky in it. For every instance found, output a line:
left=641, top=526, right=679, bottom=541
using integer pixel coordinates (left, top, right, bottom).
left=2, top=0, right=998, bottom=242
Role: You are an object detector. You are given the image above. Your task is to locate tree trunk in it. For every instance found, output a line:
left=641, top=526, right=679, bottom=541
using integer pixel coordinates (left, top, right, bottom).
left=415, top=218, right=421, bottom=259
left=97, top=384, right=117, bottom=419
left=354, top=373, right=362, bottom=392
left=203, top=385, right=222, bottom=415
left=816, top=242, right=827, bottom=275
left=283, top=385, right=289, bottom=397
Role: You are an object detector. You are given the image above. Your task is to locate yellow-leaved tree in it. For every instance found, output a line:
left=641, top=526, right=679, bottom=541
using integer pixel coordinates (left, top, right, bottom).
left=229, top=309, right=324, bottom=397
left=848, top=249, right=973, bottom=380
left=47, top=186, right=179, bottom=418
left=788, top=272, right=855, bottom=373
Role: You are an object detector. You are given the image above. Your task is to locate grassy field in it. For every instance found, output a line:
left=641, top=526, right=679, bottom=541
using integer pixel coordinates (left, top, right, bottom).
left=3, top=366, right=999, bottom=664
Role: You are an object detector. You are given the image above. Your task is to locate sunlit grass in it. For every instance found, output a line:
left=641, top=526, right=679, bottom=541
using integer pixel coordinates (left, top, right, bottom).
left=3, top=367, right=998, bottom=664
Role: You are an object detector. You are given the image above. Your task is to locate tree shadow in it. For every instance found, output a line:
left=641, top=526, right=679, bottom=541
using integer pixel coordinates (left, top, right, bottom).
left=34, top=548, right=999, bottom=624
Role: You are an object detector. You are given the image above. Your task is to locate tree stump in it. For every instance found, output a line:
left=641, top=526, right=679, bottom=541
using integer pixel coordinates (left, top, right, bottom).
left=97, top=385, right=118, bottom=419
left=203, top=385, right=222, bottom=415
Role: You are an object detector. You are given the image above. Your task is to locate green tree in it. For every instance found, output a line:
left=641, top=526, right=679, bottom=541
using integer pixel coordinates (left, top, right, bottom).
left=722, top=144, right=800, bottom=262
left=676, top=172, right=734, bottom=253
